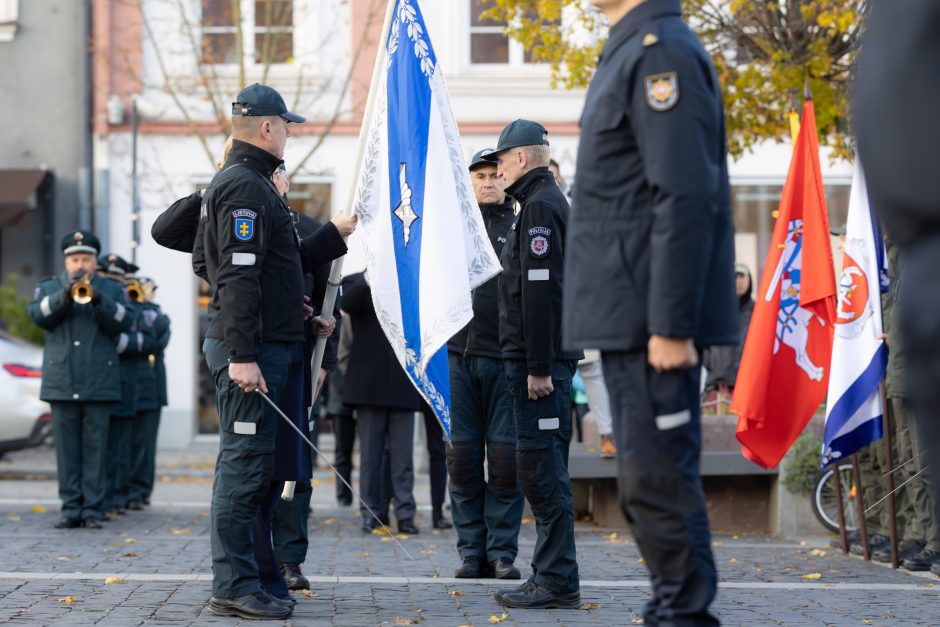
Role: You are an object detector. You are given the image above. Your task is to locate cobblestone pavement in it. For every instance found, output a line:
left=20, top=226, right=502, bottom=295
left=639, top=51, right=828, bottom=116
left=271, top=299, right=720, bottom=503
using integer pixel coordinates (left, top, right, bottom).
left=0, top=447, right=938, bottom=625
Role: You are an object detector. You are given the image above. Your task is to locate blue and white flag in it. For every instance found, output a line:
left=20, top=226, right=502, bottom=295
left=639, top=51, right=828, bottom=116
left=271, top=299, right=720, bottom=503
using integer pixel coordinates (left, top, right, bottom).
left=350, top=0, right=501, bottom=438
left=821, top=159, right=888, bottom=467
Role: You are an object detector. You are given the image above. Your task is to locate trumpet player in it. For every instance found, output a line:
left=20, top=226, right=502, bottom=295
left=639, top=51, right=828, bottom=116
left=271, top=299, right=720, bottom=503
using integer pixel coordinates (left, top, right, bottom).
left=97, top=254, right=153, bottom=515
left=127, top=277, right=170, bottom=510
left=28, top=231, right=132, bottom=529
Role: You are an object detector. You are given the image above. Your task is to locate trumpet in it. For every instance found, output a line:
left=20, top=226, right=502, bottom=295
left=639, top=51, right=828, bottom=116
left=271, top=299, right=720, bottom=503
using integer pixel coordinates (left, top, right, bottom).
left=70, top=276, right=94, bottom=305
left=126, top=280, right=143, bottom=303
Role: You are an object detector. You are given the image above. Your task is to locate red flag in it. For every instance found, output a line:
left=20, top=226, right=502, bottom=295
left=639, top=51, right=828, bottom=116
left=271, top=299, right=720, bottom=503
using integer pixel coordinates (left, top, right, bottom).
left=731, top=100, right=837, bottom=469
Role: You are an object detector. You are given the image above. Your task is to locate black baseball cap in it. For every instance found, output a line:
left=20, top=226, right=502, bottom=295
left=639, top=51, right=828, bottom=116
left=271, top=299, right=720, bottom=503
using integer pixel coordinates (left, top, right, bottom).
left=232, top=83, right=305, bottom=123
left=482, top=119, right=550, bottom=161
left=469, top=148, right=497, bottom=171
left=61, top=230, right=100, bottom=256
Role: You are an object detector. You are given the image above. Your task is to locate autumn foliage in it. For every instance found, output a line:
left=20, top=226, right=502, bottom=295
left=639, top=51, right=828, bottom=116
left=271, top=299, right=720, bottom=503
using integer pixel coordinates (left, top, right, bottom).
left=481, top=0, right=867, bottom=158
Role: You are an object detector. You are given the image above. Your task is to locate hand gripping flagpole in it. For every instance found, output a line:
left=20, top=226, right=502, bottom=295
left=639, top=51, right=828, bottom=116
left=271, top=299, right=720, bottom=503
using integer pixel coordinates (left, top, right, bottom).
left=281, top=0, right=397, bottom=503
left=257, top=389, right=414, bottom=560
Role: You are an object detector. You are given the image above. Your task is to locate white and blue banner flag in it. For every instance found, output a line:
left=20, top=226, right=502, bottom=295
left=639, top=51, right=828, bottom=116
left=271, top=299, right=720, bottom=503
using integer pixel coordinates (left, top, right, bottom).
left=821, top=159, right=889, bottom=467
left=350, top=0, right=501, bottom=438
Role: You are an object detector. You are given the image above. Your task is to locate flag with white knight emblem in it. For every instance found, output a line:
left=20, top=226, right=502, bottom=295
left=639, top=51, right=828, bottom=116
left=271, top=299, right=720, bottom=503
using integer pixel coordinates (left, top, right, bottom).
left=821, top=159, right=888, bottom=467
left=350, top=0, right=501, bottom=438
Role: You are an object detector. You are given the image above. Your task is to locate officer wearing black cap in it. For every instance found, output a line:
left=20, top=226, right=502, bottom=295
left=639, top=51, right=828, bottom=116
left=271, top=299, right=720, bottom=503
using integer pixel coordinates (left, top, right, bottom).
left=563, top=1, right=737, bottom=624
left=484, top=121, right=583, bottom=609
left=447, top=148, right=524, bottom=581
left=131, top=278, right=170, bottom=507
left=123, top=263, right=163, bottom=511
left=201, top=83, right=346, bottom=620
left=96, top=253, right=144, bottom=516
left=28, top=232, right=132, bottom=529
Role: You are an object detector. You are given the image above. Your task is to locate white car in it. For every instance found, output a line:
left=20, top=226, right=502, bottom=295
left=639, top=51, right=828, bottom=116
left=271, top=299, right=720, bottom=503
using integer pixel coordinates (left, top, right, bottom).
left=0, top=331, right=51, bottom=454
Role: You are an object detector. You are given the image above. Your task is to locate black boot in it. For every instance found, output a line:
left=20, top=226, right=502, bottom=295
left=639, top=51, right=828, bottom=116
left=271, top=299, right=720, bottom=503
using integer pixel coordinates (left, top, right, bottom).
left=432, top=504, right=452, bottom=530
left=280, top=563, right=310, bottom=590
left=454, top=556, right=488, bottom=578
left=490, top=557, right=521, bottom=580
left=398, top=518, right=420, bottom=535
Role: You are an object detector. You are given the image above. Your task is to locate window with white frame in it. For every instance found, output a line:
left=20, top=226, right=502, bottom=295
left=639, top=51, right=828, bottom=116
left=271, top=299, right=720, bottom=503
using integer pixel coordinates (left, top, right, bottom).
left=468, top=0, right=555, bottom=66
left=201, top=0, right=294, bottom=66
left=0, top=0, right=19, bottom=42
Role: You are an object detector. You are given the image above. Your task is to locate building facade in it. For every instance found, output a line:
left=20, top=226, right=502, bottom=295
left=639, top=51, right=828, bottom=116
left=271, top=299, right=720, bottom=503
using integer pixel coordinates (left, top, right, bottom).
left=93, top=0, right=853, bottom=447
left=0, top=0, right=92, bottom=294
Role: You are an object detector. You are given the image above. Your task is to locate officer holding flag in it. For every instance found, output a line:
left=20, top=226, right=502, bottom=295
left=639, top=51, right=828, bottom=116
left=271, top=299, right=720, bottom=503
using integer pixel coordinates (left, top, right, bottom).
left=200, top=83, right=345, bottom=620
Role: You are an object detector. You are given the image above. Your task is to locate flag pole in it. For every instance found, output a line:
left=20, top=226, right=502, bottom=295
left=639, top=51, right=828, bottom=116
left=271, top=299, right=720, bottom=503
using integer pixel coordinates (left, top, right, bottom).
left=851, top=453, right=871, bottom=559
left=310, top=0, right=396, bottom=379
left=880, top=381, right=899, bottom=568
left=282, top=0, right=396, bottom=503
left=832, top=462, right=849, bottom=553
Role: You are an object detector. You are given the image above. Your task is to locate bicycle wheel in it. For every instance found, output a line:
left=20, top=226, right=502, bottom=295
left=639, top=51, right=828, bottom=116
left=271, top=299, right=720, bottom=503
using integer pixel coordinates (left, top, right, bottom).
left=812, top=463, right=859, bottom=533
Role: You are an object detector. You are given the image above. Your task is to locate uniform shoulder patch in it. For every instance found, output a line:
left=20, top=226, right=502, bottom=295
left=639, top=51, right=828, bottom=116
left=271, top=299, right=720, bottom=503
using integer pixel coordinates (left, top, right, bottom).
left=141, top=309, right=158, bottom=327
left=645, top=72, right=679, bottom=112
left=232, top=209, right=257, bottom=241
left=528, top=226, right=551, bottom=258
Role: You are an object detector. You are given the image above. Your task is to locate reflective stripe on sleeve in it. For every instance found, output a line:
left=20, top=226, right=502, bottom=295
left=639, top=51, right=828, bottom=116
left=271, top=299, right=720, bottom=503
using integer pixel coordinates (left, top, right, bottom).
left=116, top=333, right=129, bottom=354
left=114, top=303, right=126, bottom=322
left=40, top=296, right=52, bottom=317
left=232, top=253, right=256, bottom=266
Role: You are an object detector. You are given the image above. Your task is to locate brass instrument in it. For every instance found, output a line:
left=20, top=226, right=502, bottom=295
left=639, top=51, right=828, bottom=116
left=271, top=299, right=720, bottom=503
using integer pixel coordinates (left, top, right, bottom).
left=126, top=280, right=143, bottom=303
left=70, top=275, right=94, bottom=305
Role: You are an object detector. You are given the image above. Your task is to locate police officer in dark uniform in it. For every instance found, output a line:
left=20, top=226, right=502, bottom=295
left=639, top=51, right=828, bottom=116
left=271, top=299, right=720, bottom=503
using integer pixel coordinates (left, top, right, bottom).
left=483, top=120, right=583, bottom=609
left=200, top=83, right=346, bottom=620
left=135, top=277, right=170, bottom=506
left=28, top=231, right=132, bottom=528
left=447, top=149, right=524, bottom=580
left=563, top=1, right=738, bottom=623
left=127, top=271, right=168, bottom=510
left=266, top=163, right=344, bottom=594
left=96, top=254, right=144, bottom=516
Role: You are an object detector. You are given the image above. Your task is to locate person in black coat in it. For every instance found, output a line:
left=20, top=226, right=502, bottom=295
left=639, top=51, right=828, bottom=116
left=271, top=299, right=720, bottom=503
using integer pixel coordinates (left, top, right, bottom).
left=702, top=264, right=755, bottom=398
left=855, top=0, right=940, bottom=576
left=447, top=149, right=523, bottom=580
left=562, top=1, right=737, bottom=624
left=341, top=272, right=420, bottom=535
left=269, top=166, right=344, bottom=593
left=484, top=120, right=583, bottom=609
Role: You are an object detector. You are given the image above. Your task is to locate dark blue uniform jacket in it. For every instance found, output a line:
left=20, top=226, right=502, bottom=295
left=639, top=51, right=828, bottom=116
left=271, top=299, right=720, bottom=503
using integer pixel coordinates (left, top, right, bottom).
left=563, top=0, right=738, bottom=351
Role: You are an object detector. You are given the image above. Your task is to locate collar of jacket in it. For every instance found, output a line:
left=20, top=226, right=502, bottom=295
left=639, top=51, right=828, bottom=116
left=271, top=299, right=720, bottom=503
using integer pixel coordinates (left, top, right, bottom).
left=600, top=0, right=681, bottom=63
left=505, top=167, right=553, bottom=204
left=478, top=199, right=514, bottom=220
left=225, top=139, right=284, bottom=179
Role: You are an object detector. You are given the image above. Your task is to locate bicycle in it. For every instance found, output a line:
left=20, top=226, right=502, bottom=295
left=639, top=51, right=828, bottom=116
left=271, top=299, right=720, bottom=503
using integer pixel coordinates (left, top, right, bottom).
left=812, top=462, right=860, bottom=533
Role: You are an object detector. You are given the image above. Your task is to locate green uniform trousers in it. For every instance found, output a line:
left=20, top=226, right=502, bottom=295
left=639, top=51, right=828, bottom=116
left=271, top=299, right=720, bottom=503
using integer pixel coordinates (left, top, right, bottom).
left=51, top=401, right=111, bottom=520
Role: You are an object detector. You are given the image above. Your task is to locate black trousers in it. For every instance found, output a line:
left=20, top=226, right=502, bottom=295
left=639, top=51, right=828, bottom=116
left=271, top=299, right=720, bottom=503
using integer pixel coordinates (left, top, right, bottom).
left=333, top=412, right=356, bottom=503
left=204, top=339, right=290, bottom=598
left=602, top=351, right=719, bottom=627
left=421, top=406, right=448, bottom=507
